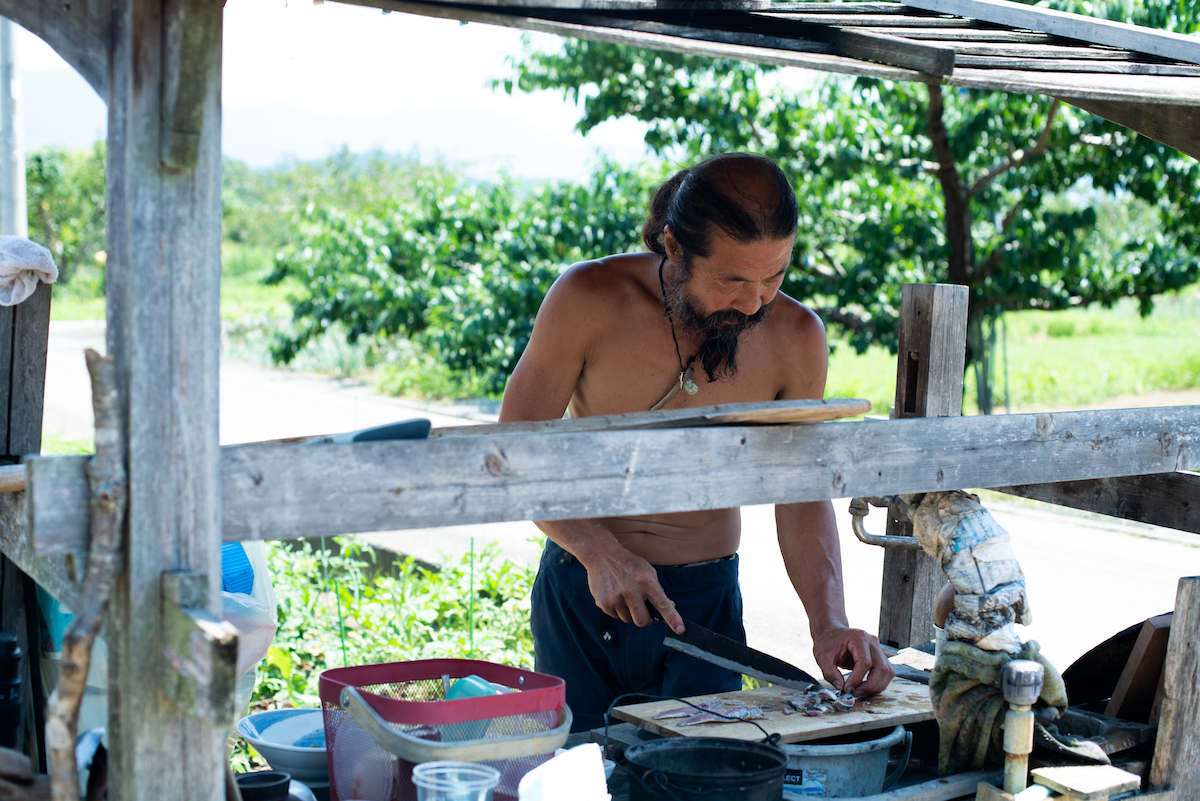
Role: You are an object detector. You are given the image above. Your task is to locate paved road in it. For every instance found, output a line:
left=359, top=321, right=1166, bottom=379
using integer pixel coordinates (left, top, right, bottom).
left=45, top=321, right=1200, bottom=677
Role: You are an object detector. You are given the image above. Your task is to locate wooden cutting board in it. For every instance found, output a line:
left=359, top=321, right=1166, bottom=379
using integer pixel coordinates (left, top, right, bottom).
left=611, top=679, right=933, bottom=744
left=431, top=398, right=873, bottom=439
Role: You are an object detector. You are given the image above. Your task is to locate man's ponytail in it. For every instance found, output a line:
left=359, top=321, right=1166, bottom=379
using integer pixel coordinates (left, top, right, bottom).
left=642, top=169, right=689, bottom=255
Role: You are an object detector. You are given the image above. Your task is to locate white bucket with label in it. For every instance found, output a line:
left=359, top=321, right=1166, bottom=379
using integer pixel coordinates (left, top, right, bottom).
left=780, top=725, right=912, bottom=798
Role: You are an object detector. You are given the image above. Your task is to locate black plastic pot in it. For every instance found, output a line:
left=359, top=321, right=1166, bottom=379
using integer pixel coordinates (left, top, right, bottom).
left=623, top=737, right=788, bottom=801
left=236, top=770, right=292, bottom=801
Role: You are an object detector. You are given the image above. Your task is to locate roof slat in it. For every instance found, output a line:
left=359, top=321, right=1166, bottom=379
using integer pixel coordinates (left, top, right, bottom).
left=856, top=26, right=1055, bottom=42
left=903, top=0, right=1200, bottom=65
left=536, top=8, right=957, bottom=73
left=957, top=56, right=1200, bottom=75
left=758, top=12, right=970, bottom=26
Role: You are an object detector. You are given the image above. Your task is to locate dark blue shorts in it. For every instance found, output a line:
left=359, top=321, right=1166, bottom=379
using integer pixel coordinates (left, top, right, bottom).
left=531, top=540, right=745, bottom=732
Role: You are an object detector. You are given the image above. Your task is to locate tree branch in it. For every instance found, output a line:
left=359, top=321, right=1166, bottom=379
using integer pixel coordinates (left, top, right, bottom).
left=975, top=199, right=1026, bottom=282
left=967, top=100, right=1062, bottom=198
left=46, top=350, right=126, bottom=801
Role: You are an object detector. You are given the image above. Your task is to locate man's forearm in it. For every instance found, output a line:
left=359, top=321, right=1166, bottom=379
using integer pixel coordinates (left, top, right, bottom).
left=535, top=518, right=627, bottom=570
left=776, top=500, right=850, bottom=637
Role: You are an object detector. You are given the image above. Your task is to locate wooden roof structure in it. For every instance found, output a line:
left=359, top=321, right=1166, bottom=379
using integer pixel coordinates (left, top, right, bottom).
left=339, top=0, right=1200, bottom=157
left=1, top=1, right=1200, bottom=799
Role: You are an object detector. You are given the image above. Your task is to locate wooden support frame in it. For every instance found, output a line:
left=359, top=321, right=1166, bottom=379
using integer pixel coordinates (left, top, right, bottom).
left=1056, top=98, right=1200, bottom=162
left=995, top=472, right=1200, bottom=535
left=1150, top=577, right=1200, bottom=795
left=878, top=283, right=968, bottom=649
left=103, top=0, right=227, bottom=798
left=24, top=404, right=1200, bottom=550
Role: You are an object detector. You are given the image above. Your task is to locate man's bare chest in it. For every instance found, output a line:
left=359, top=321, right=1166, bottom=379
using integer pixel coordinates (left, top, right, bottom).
left=570, top=315, right=783, bottom=417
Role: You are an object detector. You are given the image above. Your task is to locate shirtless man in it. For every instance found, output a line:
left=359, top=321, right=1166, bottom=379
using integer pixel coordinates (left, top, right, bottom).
left=500, top=153, right=893, bottom=731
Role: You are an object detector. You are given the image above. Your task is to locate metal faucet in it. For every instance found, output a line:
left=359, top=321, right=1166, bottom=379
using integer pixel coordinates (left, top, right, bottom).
left=1001, top=659, right=1044, bottom=795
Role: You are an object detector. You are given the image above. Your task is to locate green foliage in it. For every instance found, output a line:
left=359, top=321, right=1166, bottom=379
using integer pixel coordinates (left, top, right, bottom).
left=25, top=142, right=106, bottom=287
left=267, top=161, right=662, bottom=395
left=253, top=538, right=537, bottom=707
left=230, top=537, right=536, bottom=771
left=223, top=148, right=449, bottom=250
left=497, top=1, right=1200, bottom=411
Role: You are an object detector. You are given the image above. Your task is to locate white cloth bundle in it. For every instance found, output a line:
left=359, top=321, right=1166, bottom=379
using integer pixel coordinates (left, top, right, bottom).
left=907, top=490, right=1031, bottom=653
left=0, top=237, right=58, bottom=306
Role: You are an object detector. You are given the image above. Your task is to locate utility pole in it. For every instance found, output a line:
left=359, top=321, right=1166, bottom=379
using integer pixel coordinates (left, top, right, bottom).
left=0, top=19, right=26, bottom=238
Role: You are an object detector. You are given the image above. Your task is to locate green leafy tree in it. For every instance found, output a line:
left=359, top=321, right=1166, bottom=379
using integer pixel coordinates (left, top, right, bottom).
left=25, top=142, right=107, bottom=286
left=268, top=161, right=661, bottom=394
left=498, top=0, right=1200, bottom=412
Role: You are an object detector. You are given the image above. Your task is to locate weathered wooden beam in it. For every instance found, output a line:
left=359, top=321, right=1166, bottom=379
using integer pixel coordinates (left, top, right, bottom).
left=104, top=0, right=226, bottom=797
left=963, top=58, right=1200, bottom=77
left=0, top=0, right=109, bottom=97
left=879, top=283, right=967, bottom=650
left=161, top=573, right=238, bottom=729
left=993, top=473, right=1200, bottom=534
left=24, top=406, right=1200, bottom=550
left=1149, top=576, right=1200, bottom=795
left=1056, top=98, right=1200, bottom=162
left=336, top=0, right=923, bottom=83
left=0, top=494, right=80, bottom=613
left=902, top=0, right=1200, bottom=65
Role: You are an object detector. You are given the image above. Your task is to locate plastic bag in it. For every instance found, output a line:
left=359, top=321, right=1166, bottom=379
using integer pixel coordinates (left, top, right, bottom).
left=222, top=541, right=278, bottom=718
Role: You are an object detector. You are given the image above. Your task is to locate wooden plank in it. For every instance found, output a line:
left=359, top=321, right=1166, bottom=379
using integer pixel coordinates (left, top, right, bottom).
left=335, top=0, right=923, bottom=82
left=0, top=493, right=81, bottom=613
left=880, top=283, right=966, bottom=650
left=0, top=304, right=13, bottom=458
left=7, top=283, right=51, bottom=460
left=1149, top=576, right=1200, bottom=794
left=611, top=679, right=933, bottom=742
left=104, top=0, right=227, bottom=797
left=768, top=3, right=920, bottom=13
left=498, top=6, right=957, bottom=73
left=1, top=557, right=34, bottom=767
left=947, top=68, right=1200, bottom=105
left=993, top=473, right=1200, bottom=535
left=944, top=42, right=1152, bottom=59
left=860, top=27, right=1057, bottom=42
left=753, top=12, right=971, bottom=26
left=0, top=0, right=109, bottom=97
left=26, top=406, right=1200, bottom=548
left=902, top=0, right=1200, bottom=65
left=1031, top=765, right=1141, bottom=800
left=1058, top=98, right=1200, bottom=162
left=433, top=398, right=871, bottom=439
left=1105, top=613, right=1172, bottom=722
left=958, top=57, right=1200, bottom=76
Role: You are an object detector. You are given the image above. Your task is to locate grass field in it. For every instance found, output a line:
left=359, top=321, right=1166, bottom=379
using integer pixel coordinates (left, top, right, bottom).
left=50, top=247, right=1200, bottom=414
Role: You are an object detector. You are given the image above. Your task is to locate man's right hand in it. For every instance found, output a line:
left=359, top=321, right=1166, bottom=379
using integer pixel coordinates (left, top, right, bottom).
left=581, top=545, right=685, bottom=634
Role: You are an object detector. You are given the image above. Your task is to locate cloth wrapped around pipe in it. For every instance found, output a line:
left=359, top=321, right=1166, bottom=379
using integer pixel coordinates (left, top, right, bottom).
left=898, top=490, right=1104, bottom=775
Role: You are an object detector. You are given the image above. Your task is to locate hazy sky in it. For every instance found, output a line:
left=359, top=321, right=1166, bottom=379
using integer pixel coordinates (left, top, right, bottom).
left=17, top=0, right=655, bottom=180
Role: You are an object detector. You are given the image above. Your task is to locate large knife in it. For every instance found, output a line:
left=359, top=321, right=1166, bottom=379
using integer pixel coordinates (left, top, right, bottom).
left=648, top=605, right=823, bottom=691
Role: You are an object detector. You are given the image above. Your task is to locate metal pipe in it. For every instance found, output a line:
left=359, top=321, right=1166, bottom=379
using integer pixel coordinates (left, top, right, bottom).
left=848, top=497, right=924, bottom=549
left=1001, top=659, right=1044, bottom=795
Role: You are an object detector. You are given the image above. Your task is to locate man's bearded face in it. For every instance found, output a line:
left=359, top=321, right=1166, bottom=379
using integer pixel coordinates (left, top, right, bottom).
left=664, top=269, right=774, bottom=383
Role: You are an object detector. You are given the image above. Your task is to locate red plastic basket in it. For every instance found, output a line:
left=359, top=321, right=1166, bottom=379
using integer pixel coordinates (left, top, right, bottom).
left=319, top=659, right=571, bottom=801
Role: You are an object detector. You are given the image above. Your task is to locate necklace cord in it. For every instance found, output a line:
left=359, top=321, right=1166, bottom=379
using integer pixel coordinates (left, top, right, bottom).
left=658, top=256, right=697, bottom=376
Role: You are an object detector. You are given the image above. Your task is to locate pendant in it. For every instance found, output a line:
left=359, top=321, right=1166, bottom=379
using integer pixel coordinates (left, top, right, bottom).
left=681, top=368, right=699, bottom=396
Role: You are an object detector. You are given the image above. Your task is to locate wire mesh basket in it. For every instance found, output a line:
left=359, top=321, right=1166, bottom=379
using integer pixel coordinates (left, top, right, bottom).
left=319, top=659, right=571, bottom=801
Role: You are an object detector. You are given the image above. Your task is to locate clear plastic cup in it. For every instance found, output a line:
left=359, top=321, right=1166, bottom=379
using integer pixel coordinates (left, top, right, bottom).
left=411, top=761, right=501, bottom=801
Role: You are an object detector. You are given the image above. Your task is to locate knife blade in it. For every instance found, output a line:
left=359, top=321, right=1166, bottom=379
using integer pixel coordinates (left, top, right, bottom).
left=647, top=603, right=823, bottom=691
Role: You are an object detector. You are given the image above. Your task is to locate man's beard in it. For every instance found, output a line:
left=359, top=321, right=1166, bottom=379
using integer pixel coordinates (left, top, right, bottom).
left=665, top=278, right=774, bottom=383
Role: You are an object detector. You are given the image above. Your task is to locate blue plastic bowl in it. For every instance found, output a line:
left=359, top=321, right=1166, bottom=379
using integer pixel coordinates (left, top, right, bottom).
left=236, top=709, right=328, bottom=784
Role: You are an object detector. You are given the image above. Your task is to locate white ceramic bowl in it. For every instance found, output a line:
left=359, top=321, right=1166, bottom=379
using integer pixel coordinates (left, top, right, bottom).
left=237, top=709, right=328, bottom=784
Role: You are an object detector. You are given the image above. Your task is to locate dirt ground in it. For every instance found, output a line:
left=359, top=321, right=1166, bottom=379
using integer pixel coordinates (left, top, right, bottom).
left=44, top=321, right=1200, bottom=675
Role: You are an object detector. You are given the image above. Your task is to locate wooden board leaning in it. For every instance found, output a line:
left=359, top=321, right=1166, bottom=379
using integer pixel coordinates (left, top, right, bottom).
left=611, top=678, right=933, bottom=744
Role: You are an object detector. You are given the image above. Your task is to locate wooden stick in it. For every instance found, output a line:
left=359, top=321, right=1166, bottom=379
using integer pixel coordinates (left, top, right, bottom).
left=44, top=350, right=126, bottom=801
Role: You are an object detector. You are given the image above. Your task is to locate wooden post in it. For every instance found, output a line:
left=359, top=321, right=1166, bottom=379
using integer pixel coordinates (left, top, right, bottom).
left=0, top=280, right=53, bottom=771
left=104, top=0, right=226, bottom=798
left=1149, top=576, right=1200, bottom=795
left=877, top=282, right=968, bottom=649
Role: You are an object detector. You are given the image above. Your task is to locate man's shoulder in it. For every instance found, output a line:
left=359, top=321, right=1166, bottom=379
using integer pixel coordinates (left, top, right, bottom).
left=544, top=252, right=657, bottom=312
left=766, top=292, right=827, bottom=350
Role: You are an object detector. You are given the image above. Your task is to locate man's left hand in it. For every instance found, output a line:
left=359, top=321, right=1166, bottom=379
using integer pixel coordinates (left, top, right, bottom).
left=812, top=626, right=894, bottom=697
